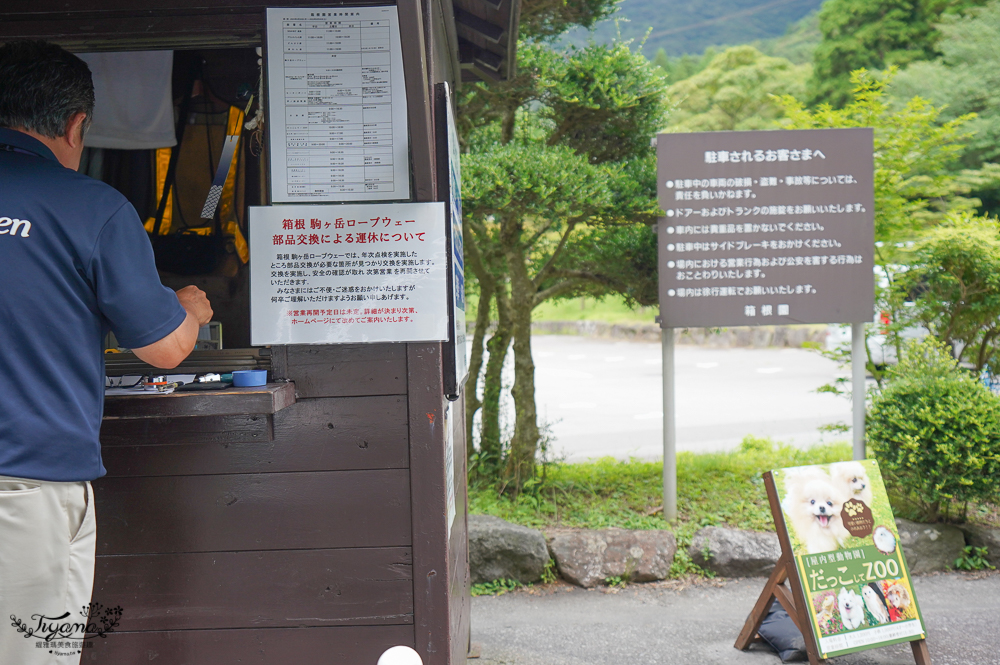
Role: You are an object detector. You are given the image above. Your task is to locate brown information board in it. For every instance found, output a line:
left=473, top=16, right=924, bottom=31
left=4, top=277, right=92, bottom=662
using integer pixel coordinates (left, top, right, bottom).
left=657, top=128, right=875, bottom=328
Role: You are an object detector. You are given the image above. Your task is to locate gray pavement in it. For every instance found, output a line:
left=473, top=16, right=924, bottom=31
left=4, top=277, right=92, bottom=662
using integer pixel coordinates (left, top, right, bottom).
left=529, top=336, right=853, bottom=462
left=471, top=572, right=999, bottom=665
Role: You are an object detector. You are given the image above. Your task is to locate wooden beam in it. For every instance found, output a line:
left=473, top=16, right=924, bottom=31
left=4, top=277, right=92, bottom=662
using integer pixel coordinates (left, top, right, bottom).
left=398, top=0, right=436, bottom=203
left=734, top=551, right=789, bottom=650
left=407, top=343, right=451, bottom=665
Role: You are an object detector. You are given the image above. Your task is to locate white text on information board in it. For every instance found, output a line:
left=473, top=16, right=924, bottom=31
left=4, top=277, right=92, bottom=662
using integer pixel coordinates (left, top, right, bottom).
left=249, top=203, right=448, bottom=344
left=265, top=6, right=410, bottom=202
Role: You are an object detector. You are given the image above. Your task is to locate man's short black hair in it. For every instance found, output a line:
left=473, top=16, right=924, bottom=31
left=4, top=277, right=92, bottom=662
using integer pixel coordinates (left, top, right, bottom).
left=0, top=41, right=94, bottom=139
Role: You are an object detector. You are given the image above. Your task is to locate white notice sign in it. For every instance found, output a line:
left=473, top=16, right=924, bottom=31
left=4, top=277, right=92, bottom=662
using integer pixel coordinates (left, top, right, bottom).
left=249, top=203, right=448, bottom=344
left=266, top=6, right=410, bottom=202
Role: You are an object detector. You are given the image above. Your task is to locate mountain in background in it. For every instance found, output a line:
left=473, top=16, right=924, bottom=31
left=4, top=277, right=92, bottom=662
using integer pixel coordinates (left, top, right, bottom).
left=561, top=0, right=824, bottom=57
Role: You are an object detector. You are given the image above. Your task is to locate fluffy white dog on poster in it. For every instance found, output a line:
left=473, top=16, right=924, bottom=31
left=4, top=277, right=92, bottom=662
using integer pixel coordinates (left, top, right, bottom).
left=838, top=587, right=866, bottom=630
left=782, top=469, right=850, bottom=553
left=830, top=461, right=874, bottom=507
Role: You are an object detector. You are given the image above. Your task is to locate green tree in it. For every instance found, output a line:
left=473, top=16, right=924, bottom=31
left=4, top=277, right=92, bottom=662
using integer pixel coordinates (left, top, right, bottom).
left=807, top=0, right=988, bottom=107
left=519, top=0, right=619, bottom=40
left=777, top=70, right=978, bottom=248
left=663, top=45, right=809, bottom=132
left=649, top=46, right=716, bottom=83
left=460, top=41, right=667, bottom=491
left=752, top=9, right=822, bottom=65
left=893, top=214, right=1000, bottom=372
left=891, top=0, right=1000, bottom=213
left=778, top=70, right=983, bottom=385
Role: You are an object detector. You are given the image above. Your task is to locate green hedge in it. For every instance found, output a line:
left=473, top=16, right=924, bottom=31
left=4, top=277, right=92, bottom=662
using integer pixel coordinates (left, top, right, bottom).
left=867, top=339, right=1000, bottom=521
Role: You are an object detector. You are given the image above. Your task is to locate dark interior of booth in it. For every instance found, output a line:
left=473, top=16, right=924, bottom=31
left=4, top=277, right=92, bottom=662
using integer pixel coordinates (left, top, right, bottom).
left=95, top=47, right=266, bottom=377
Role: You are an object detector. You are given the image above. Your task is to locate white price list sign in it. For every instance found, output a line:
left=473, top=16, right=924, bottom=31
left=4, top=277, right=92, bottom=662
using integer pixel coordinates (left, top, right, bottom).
left=265, top=6, right=410, bottom=202
left=249, top=203, right=449, bottom=345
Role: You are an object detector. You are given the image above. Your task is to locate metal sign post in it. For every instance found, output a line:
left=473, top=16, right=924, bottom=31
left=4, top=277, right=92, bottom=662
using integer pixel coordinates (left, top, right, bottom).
left=662, top=327, right=677, bottom=522
left=852, top=321, right=866, bottom=460
left=656, top=127, right=876, bottom=519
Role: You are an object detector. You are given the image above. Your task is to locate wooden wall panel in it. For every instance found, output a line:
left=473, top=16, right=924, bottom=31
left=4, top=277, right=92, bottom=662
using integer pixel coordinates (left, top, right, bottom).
left=100, top=397, right=408, bottom=477
left=101, top=414, right=272, bottom=448
left=84, top=625, right=416, bottom=665
left=92, top=548, right=413, bottom=631
left=95, top=470, right=411, bottom=554
left=287, top=344, right=407, bottom=398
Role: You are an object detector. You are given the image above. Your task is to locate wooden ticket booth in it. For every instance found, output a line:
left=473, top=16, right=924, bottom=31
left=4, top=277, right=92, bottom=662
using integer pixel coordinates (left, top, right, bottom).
left=0, top=2, right=518, bottom=663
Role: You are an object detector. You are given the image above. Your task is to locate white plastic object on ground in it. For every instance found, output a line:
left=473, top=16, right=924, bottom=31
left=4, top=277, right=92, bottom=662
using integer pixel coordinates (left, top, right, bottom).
left=377, top=646, right=423, bottom=665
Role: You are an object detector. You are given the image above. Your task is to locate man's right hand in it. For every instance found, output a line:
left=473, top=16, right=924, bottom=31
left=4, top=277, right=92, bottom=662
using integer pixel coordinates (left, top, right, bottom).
left=132, top=286, right=214, bottom=369
left=176, top=285, right=213, bottom=326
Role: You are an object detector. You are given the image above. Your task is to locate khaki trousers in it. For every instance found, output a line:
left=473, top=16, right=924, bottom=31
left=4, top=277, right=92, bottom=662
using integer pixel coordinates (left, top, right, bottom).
left=0, top=476, right=96, bottom=665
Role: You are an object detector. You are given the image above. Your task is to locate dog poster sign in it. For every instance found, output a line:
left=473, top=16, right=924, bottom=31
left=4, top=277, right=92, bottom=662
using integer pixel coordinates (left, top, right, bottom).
left=773, top=460, right=926, bottom=659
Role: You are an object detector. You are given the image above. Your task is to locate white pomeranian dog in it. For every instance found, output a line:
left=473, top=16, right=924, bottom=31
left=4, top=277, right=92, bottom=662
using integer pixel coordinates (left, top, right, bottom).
left=830, top=461, right=874, bottom=507
left=782, top=470, right=850, bottom=553
left=838, top=587, right=866, bottom=630
left=872, top=525, right=897, bottom=554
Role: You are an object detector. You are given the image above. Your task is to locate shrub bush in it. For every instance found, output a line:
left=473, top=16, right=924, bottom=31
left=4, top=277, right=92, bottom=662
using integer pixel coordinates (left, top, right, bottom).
left=867, top=338, right=1000, bottom=521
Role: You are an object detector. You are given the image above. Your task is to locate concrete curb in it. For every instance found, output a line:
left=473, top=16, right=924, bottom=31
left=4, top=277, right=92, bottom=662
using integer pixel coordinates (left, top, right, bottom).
left=526, top=320, right=829, bottom=348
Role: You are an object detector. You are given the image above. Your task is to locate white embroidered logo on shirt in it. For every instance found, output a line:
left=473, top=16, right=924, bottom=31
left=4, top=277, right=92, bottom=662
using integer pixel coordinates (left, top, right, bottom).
left=0, top=216, right=31, bottom=237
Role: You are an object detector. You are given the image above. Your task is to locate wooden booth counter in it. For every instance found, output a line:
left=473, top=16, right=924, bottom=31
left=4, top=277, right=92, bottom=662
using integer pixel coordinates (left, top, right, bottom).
left=90, top=342, right=462, bottom=664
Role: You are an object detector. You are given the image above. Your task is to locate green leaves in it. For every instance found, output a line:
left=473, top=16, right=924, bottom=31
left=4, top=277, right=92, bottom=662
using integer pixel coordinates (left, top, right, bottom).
left=955, top=546, right=995, bottom=570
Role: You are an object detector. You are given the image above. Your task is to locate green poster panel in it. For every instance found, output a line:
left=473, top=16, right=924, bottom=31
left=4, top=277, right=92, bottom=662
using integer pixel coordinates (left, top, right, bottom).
left=772, top=460, right=926, bottom=659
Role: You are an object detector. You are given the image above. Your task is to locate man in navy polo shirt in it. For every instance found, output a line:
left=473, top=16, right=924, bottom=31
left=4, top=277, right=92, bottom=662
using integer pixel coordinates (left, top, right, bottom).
left=0, top=41, right=213, bottom=664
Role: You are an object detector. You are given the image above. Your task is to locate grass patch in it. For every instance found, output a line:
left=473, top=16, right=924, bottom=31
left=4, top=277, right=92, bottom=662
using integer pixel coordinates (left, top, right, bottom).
left=531, top=295, right=657, bottom=325
left=466, top=291, right=656, bottom=326
left=471, top=579, right=524, bottom=596
left=469, top=436, right=853, bottom=577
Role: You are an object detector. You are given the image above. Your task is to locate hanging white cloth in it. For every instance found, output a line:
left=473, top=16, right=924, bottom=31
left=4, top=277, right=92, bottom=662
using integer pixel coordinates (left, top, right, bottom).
left=79, top=50, right=176, bottom=150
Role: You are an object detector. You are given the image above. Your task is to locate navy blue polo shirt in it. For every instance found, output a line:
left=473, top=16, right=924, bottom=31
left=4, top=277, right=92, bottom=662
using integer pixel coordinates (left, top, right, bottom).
left=0, top=128, right=187, bottom=482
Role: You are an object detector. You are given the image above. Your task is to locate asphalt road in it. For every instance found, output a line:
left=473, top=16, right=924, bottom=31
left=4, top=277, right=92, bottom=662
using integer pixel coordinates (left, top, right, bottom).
left=528, top=335, right=854, bottom=462
left=471, top=572, right=1000, bottom=665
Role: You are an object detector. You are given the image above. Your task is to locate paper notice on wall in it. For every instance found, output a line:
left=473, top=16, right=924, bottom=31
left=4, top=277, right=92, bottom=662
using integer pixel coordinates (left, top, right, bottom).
left=265, top=6, right=410, bottom=202
left=249, top=202, right=448, bottom=344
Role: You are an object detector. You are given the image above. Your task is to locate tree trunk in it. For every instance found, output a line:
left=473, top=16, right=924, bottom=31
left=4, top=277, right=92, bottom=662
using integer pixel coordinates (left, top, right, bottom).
left=502, top=240, right=540, bottom=493
left=465, top=280, right=493, bottom=460
left=480, top=286, right=512, bottom=474
left=501, top=107, right=516, bottom=145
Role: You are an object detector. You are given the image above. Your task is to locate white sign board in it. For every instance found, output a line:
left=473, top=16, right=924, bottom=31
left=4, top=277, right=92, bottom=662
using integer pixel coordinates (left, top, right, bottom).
left=249, top=203, right=448, bottom=344
left=265, top=6, right=410, bottom=202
